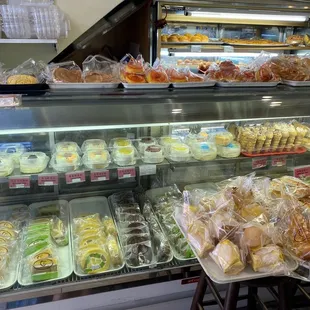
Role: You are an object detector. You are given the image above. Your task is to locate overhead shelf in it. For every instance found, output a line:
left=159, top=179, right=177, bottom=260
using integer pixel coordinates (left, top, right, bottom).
left=0, top=39, right=57, bottom=44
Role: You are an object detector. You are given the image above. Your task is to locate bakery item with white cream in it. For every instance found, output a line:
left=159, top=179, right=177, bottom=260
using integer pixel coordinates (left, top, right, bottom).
left=142, top=145, right=164, bottom=164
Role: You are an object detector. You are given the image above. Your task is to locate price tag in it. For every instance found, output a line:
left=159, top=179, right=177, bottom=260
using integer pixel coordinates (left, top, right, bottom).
left=9, top=176, right=30, bottom=189
left=272, top=156, right=287, bottom=167
left=90, top=170, right=110, bottom=182
left=252, top=157, right=267, bottom=169
left=139, top=165, right=156, bottom=176
left=38, top=173, right=58, bottom=186
left=191, top=45, right=201, bottom=52
left=65, top=171, right=85, bottom=184
left=294, top=165, right=310, bottom=179
left=181, top=277, right=200, bottom=285
left=224, top=45, right=234, bottom=53
left=117, top=167, right=136, bottom=179
left=0, top=95, right=21, bottom=107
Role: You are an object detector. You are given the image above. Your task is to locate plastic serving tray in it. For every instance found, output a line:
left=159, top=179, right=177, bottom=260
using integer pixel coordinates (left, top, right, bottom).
left=69, top=196, right=125, bottom=277
left=282, top=80, right=310, bottom=87
left=242, top=147, right=307, bottom=157
left=216, top=81, right=279, bottom=88
left=172, top=81, right=215, bottom=88
left=0, top=204, right=27, bottom=292
left=49, top=83, right=119, bottom=89
left=122, top=83, right=170, bottom=89
left=18, top=200, right=73, bottom=286
left=174, top=214, right=298, bottom=284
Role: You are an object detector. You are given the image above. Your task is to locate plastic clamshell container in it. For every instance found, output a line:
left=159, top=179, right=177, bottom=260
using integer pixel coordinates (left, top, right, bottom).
left=217, top=142, right=241, bottom=158
left=112, top=146, right=138, bottom=166
left=191, top=142, right=217, bottom=161
left=18, top=200, right=73, bottom=286
left=0, top=143, right=26, bottom=167
left=54, top=142, right=80, bottom=154
left=82, top=150, right=110, bottom=169
left=141, top=145, right=164, bottom=164
left=19, top=152, right=49, bottom=174
left=214, top=131, right=234, bottom=146
left=159, top=136, right=182, bottom=149
left=68, top=196, right=125, bottom=277
left=184, top=133, right=209, bottom=147
left=137, top=136, right=157, bottom=154
left=50, top=151, right=81, bottom=172
left=109, top=138, right=132, bottom=149
left=166, top=143, right=191, bottom=162
left=0, top=154, right=14, bottom=177
left=174, top=213, right=297, bottom=284
left=81, top=139, right=107, bottom=152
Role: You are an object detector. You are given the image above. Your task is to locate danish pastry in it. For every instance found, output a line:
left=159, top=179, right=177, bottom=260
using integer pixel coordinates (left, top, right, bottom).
left=125, top=62, right=144, bottom=75
left=146, top=69, right=169, bottom=83
left=124, top=73, right=146, bottom=83
left=167, top=69, right=188, bottom=83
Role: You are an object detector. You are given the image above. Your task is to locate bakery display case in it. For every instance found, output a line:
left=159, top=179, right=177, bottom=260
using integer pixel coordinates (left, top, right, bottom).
left=0, top=86, right=310, bottom=307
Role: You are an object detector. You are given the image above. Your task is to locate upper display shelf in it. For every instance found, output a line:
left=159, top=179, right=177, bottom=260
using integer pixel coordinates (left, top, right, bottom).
left=0, top=87, right=309, bottom=133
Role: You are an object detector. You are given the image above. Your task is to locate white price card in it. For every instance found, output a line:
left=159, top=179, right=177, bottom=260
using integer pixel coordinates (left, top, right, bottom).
left=191, top=45, right=202, bottom=52
left=0, top=95, right=21, bottom=107
left=139, top=165, right=156, bottom=176
left=252, top=157, right=267, bottom=169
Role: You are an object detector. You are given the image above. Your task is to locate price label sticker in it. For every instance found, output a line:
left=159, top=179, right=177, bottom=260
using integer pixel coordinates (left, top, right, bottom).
left=139, top=165, right=156, bottom=176
left=181, top=277, right=200, bottom=285
left=252, top=157, right=267, bottom=169
left=117, top=167, right=136, bottom=179
left=191, top=45, right=201, bottom=52
left=9, top=176, right=30, bottom=189
left=294, top=165, right=310, bottom=179
left=90, top=170, right=110, bottom=182
left=38, top=173, right=58, bottom=186
left=272, top=156, right=287, bottom=167
left=65, top=171, right=85, bottom=184
left=224, top=45, right=234, bottom=53
left=0, top=95, right=21, bottom=107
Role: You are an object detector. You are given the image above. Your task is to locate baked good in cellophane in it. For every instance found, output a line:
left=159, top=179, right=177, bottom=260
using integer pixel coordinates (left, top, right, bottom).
left=5, top=58, right=45, bottom=85
left=145, top=58, right=169, bottom=83
left=82, top=55, right=119, bottom=83
left=46, top=61, right=83, bottom=83
left=120, top=54, right=146, bottom=84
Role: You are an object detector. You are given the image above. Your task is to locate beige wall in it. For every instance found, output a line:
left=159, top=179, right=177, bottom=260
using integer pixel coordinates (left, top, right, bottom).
left=0, top=0, right=122, bottom=68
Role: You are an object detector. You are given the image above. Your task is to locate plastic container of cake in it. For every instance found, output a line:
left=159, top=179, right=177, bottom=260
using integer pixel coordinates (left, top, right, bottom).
left=0, top=154, right=14, bottom=177
left=166, top=143, right=191, bottom=162
left=81, top=139, right=107, bottom=152
left=137, top=137, right=157, bottom=154
left=184, top=133, right=209, bottom=147
left=0, top=143, right=26, bottom=167
left=217, top=142, right=241, bottom=158
left=50, top=151, right=81, bottom=172
left=109, top=138, right=132, bottom=149
left=191, top=142, right=217, bottom=161
left=214, top=131, right=234, bottom=146
left=141, top=145, right=164, bottom=164
left=54, top=142, right=80, bottom=154
left=82, top=150, right=111, bottom=169
left=159, top=135, right=182, bottom=152
left=20, top=152, right=49, bottom=174
left=112, top=146, right=138, bottom=166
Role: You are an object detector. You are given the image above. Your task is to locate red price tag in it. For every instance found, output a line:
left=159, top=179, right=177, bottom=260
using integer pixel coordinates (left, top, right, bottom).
left=90, top=170, right=110, bottom=182
left=9, top=176, right=30, bottom=189
left=65, top=171, right=85, bottom=184
left=38, top=173, right=58, bottom=186
left=294, top=165, right=310, bottom=179
left=252, top=157, right=267, bottom=169
left=272, top=156, right=287, bottom=167
left=117, top=167, right=136, bottom=179
left=181, top=277, right=200, bottom=285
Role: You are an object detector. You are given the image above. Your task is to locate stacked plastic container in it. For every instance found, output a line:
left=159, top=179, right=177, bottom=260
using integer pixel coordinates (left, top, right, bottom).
left=0, top=2, right=69, bottom=39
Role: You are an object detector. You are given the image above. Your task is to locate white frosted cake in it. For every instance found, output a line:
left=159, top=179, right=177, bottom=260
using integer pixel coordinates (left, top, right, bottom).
left=113, top=146, right=136, bottom=166
left=143, top=145, right=164, bottom=163
left=168, top=143, right=190, bottom=162
left=191, top=142, right=217, bottom=161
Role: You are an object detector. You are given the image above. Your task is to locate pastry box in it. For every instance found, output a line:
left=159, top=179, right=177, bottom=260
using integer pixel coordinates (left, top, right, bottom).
left=81, top=139, right=107, bottom=152
left=0, top=153, right=14, bottom=177
left=0, top=143, right=26, bottom=167
left=54, top=142, right=80, bottom=154
left=112, top=146, right=139, bottom=167
left=69, top=197, right=124, bottom=277
left=50, top=151, right=81, bottom=172
left=82, top=150, right=111, bottom=169
left=19, top=152, right=49, bottom=174
left=191, top=142, right=217, bottom=161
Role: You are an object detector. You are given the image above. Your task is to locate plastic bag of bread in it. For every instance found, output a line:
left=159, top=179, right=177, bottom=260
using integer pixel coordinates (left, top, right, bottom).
left=120, top=54, right=146, bottom=84
left=210, top=239, right=245, bottom=275
left=145, top=58, right=169, bottom=83
left=82, top=55, right=117, bottom=83
left=6, top=58, right=46, bottom=85
left=286, top=35, right=304, bottom=46
left=181, top=67, right=205, bottom=82
left=46, top=61, right=83, bottom=83
left=166, top=67, right=188, bottom=83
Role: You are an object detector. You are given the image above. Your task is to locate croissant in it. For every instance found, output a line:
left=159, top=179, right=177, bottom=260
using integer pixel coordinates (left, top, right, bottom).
left=124, top=73, right=146, bottom=83
left=146, top=69, right=169, bottom=83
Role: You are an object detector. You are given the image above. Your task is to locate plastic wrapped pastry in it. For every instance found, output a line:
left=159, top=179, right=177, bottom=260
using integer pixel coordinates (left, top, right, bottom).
left=217, top=142, right=240, bottom=158
left=50, top=217, right=68, bottom=246
left=210, top=239, right=245, bottom=275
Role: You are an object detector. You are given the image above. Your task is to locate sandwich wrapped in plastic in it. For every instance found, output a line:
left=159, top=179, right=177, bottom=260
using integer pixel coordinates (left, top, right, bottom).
left=46, top=61, right=83, bottom=83
left=120, top=54, right=146, bottom=83
left=145, top=58, right=169, bottom=83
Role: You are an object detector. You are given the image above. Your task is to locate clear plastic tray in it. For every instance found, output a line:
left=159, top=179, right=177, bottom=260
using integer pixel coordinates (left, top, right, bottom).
left=0, top=154, right=14, bottom=177
left=112, top=146, right=139, bottom=166
left=81, top=139, right=107, bottom=152
left=122, top=83, right=170, bottom=89
left=19, top=152, right=49, bottom=174
left=172, top=81, right=215, bottom=88
left=49, top=83, right=119, bottom=89
left=68, top=196, right=125, bottom=277
left=174, top=214, right=298, bottom=284
left=50, top=151, right=81, bottom=172
left=54, top=142, right=80, bottom=153
left=18, top=200, right=73, bottom=286
left=216, top=81, right=279, bottom=88
left=282, top=80, right=310, bottom=87
left=82, top=150, right=110, bottom=169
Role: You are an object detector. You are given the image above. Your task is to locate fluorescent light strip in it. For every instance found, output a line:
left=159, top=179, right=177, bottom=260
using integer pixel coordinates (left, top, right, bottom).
left=172, top=52, right=279, bottom=57
left=190, top=11, right=308, bottom=22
